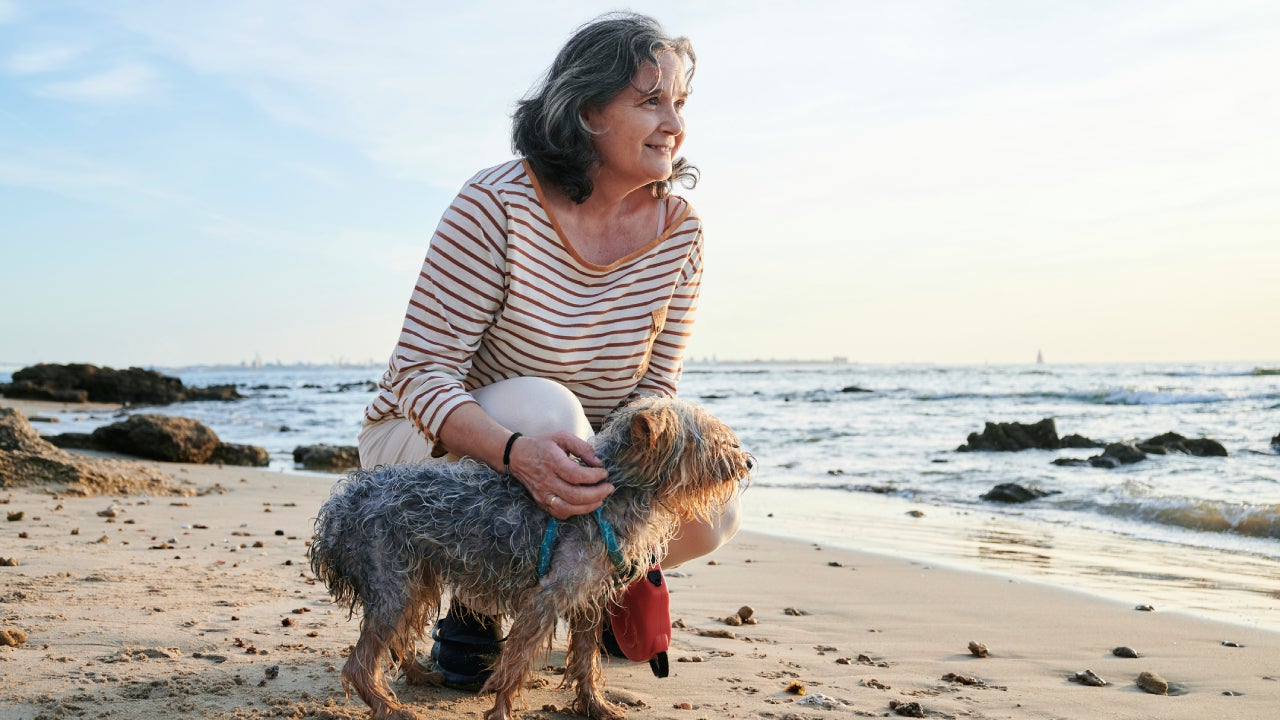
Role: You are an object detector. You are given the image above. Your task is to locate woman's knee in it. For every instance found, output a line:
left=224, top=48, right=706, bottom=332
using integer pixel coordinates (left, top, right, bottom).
left=472, top=377, right=592, bottom=439
left=661, top=493, right=742, bottom=568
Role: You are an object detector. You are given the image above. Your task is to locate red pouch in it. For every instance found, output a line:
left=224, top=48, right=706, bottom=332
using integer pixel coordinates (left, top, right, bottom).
left=607, top=563, right=670, bottom=677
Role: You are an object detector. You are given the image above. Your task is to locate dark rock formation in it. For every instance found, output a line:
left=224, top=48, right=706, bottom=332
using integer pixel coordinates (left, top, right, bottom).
left=1060, top=434, right=1104, bottom=449
left=0, top=408, right=179, bottom=496
left=293, top=444, right=360, bottom=472
left=91, top=415, right=221, bottom=463
left=958, top=418, right=1059, bottom=452
left=1136, top=432, right=1227, bottom=457
left=1052, top=457, right=1090, bottom=467
left=209, top=443, right=270, bottom=467
left=840, top=385, right=873, bottom=393
left=1, top=363, right=242, bottom=405
left=1085, top=443, right=1147, bottom=469
left=980, top=482, right=1061, bottom=503
left=1273, top=432, right=1280, bottom=450
left=49, top=417, right=267, bottom=467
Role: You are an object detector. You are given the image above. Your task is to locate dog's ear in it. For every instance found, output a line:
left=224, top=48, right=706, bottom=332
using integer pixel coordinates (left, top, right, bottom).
left=630, top=407, right=673, bottom=451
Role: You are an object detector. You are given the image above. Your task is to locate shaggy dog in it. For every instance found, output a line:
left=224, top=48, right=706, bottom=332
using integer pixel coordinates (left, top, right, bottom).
left=310, top=397, right=752, bottom=720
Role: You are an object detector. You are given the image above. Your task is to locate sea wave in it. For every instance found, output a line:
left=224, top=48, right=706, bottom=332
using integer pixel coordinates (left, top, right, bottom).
left=1091, top=494, right=1280, bottom=539
left=909, top=389, right=1233, bottom=405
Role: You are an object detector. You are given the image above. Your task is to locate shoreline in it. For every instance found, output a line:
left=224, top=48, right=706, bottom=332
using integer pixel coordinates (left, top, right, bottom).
left=6, top=395, right=1279, bottom=635
left=2, top=460, right=1278, bottom=719
left=740, top=486, right=1280, bottom=634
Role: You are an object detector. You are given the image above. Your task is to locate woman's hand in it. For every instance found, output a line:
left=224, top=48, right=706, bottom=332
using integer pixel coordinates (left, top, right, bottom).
left=508, top=431, right=612, bottom=520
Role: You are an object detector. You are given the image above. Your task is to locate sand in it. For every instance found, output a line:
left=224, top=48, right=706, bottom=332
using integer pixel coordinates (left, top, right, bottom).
left=2, top=398, right=1279, bottom=720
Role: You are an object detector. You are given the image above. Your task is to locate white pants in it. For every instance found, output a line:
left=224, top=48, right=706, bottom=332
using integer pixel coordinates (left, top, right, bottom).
left=357, top=377, right=740, bottom=567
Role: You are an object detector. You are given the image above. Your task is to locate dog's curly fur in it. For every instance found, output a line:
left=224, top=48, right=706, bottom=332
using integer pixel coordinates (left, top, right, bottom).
left=310, top=397, right=752, bottom=720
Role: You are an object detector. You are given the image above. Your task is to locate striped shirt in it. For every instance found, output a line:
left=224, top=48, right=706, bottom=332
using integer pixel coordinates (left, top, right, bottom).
left=365, top=159, right=704, bottom=449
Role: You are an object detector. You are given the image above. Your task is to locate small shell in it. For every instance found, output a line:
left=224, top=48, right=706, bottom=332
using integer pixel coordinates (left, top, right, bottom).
left=1071, top=669, right=1107, bottom=687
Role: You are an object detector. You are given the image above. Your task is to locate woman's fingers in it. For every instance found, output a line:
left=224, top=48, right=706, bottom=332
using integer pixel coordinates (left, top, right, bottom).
left=510, top=434, right=612, bottom=519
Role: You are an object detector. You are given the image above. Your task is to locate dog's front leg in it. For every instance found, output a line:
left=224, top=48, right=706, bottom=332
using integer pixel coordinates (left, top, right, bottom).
left=480, top=596, right=556, bottom=720
left=565, top=610, right=624, bottom=720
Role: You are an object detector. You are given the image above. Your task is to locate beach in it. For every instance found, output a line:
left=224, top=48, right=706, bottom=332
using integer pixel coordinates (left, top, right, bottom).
left=3, top=397, right=1278, bottom=720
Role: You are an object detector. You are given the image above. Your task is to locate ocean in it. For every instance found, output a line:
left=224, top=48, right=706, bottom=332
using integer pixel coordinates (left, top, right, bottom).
left=8, top=361, right=1280, bottom=630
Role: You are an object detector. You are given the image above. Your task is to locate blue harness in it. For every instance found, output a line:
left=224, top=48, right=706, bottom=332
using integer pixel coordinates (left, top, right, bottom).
left=537, top=507, right=627, bottom=578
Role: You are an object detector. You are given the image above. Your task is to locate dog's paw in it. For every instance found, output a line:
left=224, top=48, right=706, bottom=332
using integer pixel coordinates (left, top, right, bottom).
left=573, top=696, right=627, bottom=720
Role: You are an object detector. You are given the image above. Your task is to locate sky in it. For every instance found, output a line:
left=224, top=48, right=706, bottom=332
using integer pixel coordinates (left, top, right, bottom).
left=2, top=0, right=1278, bottom=368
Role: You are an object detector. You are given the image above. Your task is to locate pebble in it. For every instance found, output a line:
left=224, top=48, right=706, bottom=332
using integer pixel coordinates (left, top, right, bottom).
left=0, top=557, right=20, bottom=567
left=673, top=701, right=692, bottom=710
left=722, top=614, right=742, bottom=626
left=1134, top=604, right=1155, bottom=612
left=1136, top=671, right=1169, bottom=695
left=967, top=640, right=989, bottom=658
left=905, top=510, right=925, bottom=517
left=1221, top=640, right=1243, bottom=648
left=942, top=672, right=982, bottom=686
left=0, top=628, right=29, bottom=646
left=889, top=699, right=926, bottom=717
left=264, top=664, right=280, bottom=679
left=783, top=607, right=807, bottom=616
left=1112, top=646, right=1139, bottom=658
left=737, top=605, right=754, bottom=621
left=1070, top=669, right=1107, bottom=687
left=6, top=511, right=23, bottom=521
left=784, top=680, right=806, bottom=695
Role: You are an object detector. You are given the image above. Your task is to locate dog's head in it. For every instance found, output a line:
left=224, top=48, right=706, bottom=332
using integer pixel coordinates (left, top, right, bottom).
left=598, top=397, right=752, bottom=521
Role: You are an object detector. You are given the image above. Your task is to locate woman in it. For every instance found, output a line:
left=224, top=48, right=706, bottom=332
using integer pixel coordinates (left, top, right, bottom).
left=358, top=12, right=738, bottom=688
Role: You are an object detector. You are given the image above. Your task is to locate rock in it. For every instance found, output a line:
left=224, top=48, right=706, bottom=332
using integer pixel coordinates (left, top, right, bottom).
left=0, top=628, right=29, bottom=646
left=840, top=385, right=873, bottom=393
left=1070, top=669, right=1107, bottom=687
left=293, top=444, right=360, bottom=472
left=1112, top=646, right=1140, bottom=658
left=1060, top=434, right=1104, bottom=448
left=889, top=699, right=926, bottom=717
left=0, top=408, right=179, bottom=496
left=737, top=606, right=754, bottom=621
left=967, top=641, right=989, bottom=658
left=92, top=415, right=221, bottom=463
left=46, top=432, right=99, bottom=450
left=1137, top=432, right=1228, bottom=457
left=1136, top=671, right=1169, bottom=695
left=957, top=418, right=1060, bottom=452
left=183, top=384, right=242, bottom=401
left=0, top=407, right=51, bottom=453
left=1052, top=458, right=1090, bottom=467
left=209, top=443, right=270, bottom=467
left=2, top=363, right=241, bottom=405
left=1088, top=443, right=1146, bottom=467
left=980, top=483, right=1060, bottom=503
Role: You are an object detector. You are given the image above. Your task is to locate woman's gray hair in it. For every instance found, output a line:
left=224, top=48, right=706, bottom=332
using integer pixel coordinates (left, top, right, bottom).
left=512, top=12, right=699, bottom=203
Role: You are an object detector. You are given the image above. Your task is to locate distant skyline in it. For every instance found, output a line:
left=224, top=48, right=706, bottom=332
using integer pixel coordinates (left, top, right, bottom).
left=3, top=0, right=1278, bottom=367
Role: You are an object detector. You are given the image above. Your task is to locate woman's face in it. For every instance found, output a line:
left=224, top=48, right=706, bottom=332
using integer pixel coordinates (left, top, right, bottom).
left=584, top=52, right=687, bottom=191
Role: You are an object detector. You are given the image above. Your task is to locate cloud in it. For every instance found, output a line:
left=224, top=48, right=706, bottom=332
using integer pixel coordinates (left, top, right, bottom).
left=0, top=0, right=18, bottom=25
left=4, top=43, right=87, bottom=75
left=34, top=60, right=162, bottom=103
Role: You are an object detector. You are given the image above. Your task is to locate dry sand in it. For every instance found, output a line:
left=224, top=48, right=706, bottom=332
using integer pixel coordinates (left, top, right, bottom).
left=2, top=399, right=1279, bottom=720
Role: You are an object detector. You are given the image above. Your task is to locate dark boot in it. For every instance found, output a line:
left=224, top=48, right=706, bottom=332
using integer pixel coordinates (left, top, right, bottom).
left=430, top=601, right=504, bottom=690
